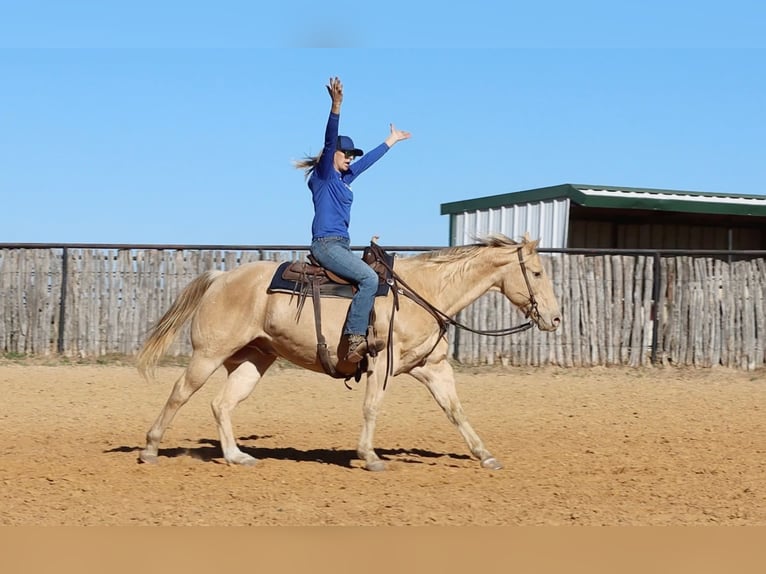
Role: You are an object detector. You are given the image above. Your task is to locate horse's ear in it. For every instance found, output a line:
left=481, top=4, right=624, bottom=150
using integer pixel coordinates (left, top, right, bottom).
left=522, top=232, right=532, bottom=243
left=525, top=238, right=540, bottom=251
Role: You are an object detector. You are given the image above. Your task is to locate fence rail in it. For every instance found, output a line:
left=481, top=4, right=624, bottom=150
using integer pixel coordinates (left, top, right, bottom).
left=1, top=244, right=765, bottom=369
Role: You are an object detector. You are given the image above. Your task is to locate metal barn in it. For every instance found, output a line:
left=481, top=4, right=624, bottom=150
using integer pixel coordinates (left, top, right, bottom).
left=440, top=183, right=766, bottom=249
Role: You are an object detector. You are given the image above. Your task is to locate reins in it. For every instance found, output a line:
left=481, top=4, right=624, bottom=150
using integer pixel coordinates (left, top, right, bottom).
left=368, top=243, right=539, bottom=389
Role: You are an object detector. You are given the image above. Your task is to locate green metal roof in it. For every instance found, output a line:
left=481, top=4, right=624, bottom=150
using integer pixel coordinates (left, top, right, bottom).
left=440, top=184, right=766, bottom=217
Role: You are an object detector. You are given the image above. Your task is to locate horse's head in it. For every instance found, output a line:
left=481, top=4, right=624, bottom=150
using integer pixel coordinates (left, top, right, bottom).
left=495, top=234, right=561, bottom=332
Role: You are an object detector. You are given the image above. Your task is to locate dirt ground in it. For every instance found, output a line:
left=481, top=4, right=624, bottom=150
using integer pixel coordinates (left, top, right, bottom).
left=0, top=359, right=764, bottom=526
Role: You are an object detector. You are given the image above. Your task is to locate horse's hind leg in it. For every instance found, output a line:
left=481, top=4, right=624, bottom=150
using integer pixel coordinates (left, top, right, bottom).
left=212, top=351, right=276, bottom=466
left=409, top=357, right=502, bottom=470
left=139, top=355, right=221, bottom=464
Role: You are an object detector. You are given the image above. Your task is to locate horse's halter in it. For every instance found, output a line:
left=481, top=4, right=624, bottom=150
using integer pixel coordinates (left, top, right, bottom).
left=516, top=247, right=540, bottom=321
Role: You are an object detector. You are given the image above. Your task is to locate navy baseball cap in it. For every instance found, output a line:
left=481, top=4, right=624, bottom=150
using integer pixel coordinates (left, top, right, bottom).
left=337, top=135, right=364, bottom=157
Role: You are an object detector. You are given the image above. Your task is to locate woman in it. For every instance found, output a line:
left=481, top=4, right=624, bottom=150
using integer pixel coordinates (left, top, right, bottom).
left=295, top=76, right=411, bottom=363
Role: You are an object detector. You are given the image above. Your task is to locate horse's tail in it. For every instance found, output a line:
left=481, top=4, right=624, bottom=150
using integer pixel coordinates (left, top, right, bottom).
left=137, top=270, right=225, bottom=381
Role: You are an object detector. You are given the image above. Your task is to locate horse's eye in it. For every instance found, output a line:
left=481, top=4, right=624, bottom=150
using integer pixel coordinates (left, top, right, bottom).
left=534, top=272, right=542, bottom=278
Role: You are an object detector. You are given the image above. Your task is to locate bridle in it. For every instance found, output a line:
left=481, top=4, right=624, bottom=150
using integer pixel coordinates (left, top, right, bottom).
left=369, top=243, right=539, bottom=388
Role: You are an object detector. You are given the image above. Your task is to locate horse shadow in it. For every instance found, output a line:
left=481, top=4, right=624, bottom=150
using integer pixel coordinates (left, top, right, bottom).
left=106, top=435, right=471, bottom=468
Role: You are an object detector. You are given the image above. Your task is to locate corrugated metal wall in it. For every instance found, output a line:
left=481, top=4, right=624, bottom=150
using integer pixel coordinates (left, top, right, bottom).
left=450, top=198, right=570, bottom=247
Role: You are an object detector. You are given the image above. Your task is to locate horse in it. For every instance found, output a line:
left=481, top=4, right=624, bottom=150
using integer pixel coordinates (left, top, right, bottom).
left=136, top=234, right=561, bottom=471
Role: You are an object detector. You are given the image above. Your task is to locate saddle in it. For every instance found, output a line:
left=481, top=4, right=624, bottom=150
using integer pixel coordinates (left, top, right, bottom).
left=271, top=247, right=393, bottom=298
left=266, top=242, right=395, bottom=382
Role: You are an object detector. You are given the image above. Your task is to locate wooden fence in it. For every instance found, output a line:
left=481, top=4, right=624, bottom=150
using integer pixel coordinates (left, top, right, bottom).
left=452, top=252, right=766, bottom=370
left=1, top=245, right=765, bottom=369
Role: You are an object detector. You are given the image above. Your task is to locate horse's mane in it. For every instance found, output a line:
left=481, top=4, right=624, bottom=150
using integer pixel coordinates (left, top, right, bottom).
left=411, top=233, right=523, bottom=264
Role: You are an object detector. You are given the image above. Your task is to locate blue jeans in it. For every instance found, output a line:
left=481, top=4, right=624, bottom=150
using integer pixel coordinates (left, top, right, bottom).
left=311, top=236, right=378, bottom=336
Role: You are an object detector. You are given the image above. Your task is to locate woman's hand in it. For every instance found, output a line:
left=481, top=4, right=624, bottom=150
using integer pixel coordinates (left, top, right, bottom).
left=326, top=77, right=343, bottom=112
left=385, top=123, right=412, bottom=148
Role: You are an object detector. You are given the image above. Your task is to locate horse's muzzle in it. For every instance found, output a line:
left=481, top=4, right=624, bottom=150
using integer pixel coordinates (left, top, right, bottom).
left=527, top=303, right=561, bottom=332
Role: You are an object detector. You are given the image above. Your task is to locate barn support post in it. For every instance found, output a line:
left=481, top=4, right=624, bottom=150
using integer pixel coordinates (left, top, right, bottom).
left=57, top=247, right=68, bottom=354
left=650, top=251, right=661, bottom=365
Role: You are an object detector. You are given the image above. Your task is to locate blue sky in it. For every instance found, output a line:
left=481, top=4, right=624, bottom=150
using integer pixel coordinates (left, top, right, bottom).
left=1, top=1, right=765, bottom=247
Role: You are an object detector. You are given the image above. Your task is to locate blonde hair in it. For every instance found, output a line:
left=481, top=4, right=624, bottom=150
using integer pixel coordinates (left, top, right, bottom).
left=293, top=152, right=322, bottom=179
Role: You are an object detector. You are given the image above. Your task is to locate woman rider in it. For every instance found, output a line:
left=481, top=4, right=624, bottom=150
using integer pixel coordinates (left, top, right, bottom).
left=295, top=76, right=411, bottom=363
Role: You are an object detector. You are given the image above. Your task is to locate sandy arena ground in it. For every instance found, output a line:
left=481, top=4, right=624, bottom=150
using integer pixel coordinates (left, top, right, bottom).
left=0, top=359, right=764, bottom=526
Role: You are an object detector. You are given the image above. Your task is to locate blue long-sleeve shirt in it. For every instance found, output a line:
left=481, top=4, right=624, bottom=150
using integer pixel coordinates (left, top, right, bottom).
left=310, top=112, right=389, bottom=241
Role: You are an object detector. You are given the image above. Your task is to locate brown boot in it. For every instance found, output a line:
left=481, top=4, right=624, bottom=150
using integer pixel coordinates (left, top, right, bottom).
left=344, top=334, right=368, bottom=363
left=345, top=335, right=386, bottom=363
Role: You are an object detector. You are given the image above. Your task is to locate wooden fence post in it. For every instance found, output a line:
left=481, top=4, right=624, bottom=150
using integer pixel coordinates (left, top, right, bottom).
left=57, top=247, right=68, bottom=354
left=650, top=252, right=661, bottom=365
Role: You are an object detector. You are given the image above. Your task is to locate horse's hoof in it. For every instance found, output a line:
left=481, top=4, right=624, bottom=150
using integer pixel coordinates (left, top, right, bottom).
left=226, top=453, right=259, bottom=466
left=138, top=451, right=158, bottom=464
left=365, top=460, right=387, bottom=472
left=481, top=456, right=503, bottom=470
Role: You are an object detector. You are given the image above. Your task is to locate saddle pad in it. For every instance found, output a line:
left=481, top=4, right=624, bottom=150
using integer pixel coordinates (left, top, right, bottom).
left=267, top=261, right=391, bottom=299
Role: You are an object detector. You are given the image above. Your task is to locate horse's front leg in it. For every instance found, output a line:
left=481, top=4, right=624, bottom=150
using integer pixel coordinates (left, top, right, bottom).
left=356, top=362, right=388, bottom=472
left=409, top=355, right=502, bottom=470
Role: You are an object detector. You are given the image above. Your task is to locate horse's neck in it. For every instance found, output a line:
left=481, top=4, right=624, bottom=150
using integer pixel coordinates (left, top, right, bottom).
left=397, top=251, right=499, bottom=317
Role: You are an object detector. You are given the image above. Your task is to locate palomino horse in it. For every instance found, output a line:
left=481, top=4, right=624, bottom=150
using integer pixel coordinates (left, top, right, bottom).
left=137, top=234, right=561, bottom=471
